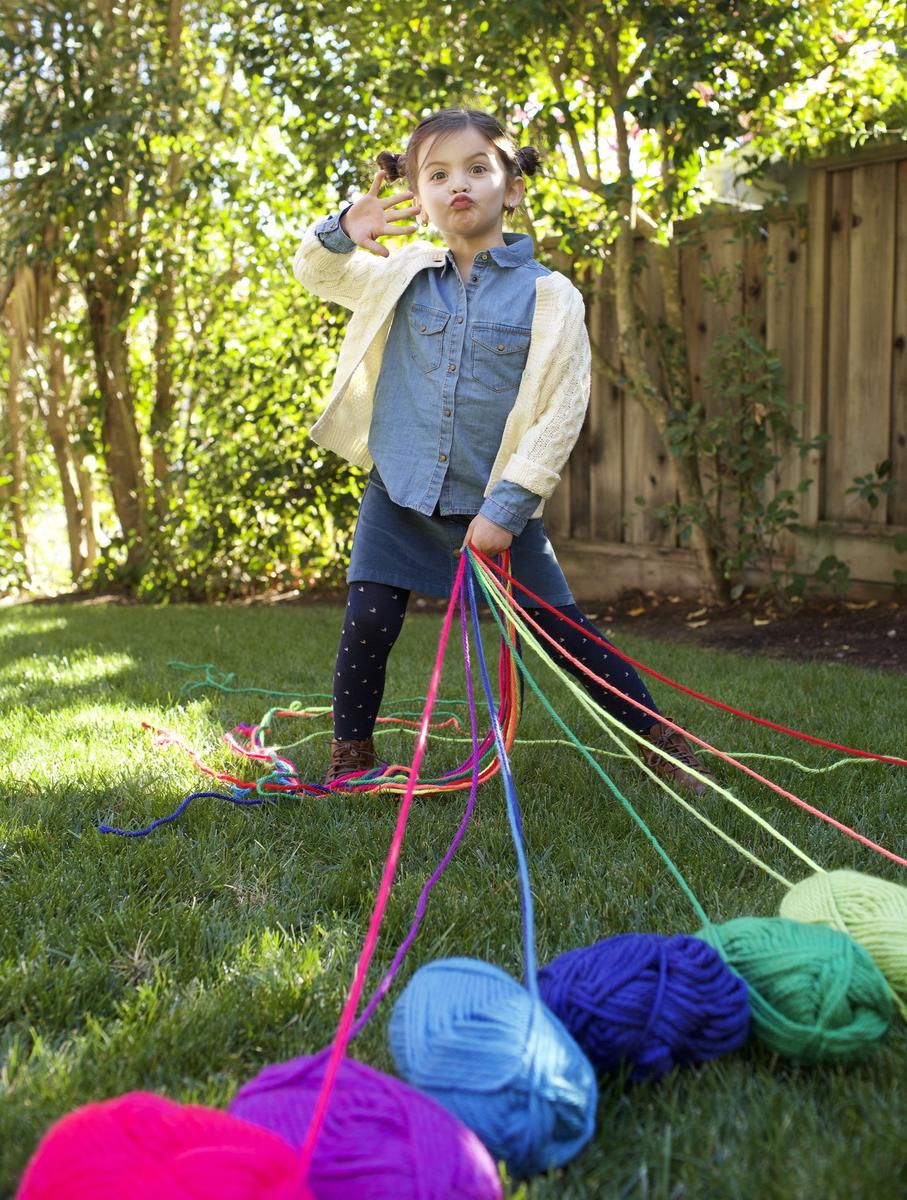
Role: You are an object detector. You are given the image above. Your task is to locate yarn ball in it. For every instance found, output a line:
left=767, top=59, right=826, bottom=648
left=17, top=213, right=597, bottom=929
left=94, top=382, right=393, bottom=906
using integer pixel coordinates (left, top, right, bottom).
left=230, top=1052, right=502, bottom=1200
left=779, top=869, right=907, bottom=1017
left=537, top=932, right=751, bottom=1081
left=388, top=956, right=597, bottom=1179
left=16, top=1090, right=304, bottom=1200
left=695, top=916, right=893, bottom=1062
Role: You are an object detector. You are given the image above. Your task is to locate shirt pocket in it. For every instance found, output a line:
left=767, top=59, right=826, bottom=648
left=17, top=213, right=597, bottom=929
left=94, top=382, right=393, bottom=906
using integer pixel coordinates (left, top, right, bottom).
left=407, top=303, right=450, bottom=375
left=470, top=321, right=532, bottom=393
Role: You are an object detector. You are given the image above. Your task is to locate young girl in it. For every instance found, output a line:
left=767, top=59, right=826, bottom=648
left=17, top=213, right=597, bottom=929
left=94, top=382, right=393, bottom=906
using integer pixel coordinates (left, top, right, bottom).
left=293, top=107, right=712, bottom=794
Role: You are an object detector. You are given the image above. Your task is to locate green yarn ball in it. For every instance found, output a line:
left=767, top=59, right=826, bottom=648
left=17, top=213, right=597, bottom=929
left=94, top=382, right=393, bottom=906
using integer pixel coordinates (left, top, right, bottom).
left=695, top=916, right=893, bottom=1062
left=780, top=869, right=907, bottom=1020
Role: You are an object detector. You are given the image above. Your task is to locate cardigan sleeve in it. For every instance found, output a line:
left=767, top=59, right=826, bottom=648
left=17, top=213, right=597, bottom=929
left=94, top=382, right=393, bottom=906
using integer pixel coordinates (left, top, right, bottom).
left=292, top=207, right=390, bottom=312
left=498, top=286, right=591, bottom=498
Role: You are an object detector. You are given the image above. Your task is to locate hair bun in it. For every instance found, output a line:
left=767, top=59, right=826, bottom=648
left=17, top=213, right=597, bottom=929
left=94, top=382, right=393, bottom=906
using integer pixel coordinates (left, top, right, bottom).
left=516, top=146, right=541, bottom=177
left=376, top=150, right=405, bottom=181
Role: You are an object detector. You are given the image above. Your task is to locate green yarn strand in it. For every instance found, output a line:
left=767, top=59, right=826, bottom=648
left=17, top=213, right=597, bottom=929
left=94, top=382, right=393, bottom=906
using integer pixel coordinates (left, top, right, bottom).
left=468, top=553, right=805, bottom=890
left=466, top=548, right=710, bottom=926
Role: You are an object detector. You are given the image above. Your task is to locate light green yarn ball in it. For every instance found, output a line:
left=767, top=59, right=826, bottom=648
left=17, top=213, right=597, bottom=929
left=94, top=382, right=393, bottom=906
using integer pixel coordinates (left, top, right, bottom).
left=780, top=869, right=907, bottom=1019
left=695, top=916, right=893, bottom=1062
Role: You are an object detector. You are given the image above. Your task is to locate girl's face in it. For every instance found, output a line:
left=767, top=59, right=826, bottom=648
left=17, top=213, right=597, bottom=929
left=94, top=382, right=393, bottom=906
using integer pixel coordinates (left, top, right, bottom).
left=413, top=126, right=524, bottom=241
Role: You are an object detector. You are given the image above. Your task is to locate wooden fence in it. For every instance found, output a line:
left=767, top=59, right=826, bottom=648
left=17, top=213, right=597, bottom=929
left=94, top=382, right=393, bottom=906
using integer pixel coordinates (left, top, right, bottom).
left=546, top=142, right=907, bottom=599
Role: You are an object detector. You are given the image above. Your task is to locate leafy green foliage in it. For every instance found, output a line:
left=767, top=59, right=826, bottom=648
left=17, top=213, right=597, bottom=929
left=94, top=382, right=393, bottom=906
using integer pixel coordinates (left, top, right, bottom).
left=636, top=239, right=826, bottom=596
left=846, top=460, right=898, bottom=510
left=2, top=2, right=905, bottom=599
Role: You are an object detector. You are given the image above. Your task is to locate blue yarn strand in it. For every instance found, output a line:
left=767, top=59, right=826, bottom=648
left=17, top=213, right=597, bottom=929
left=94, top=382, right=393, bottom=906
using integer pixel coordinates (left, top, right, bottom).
left=466, top=561, right=538, bottom=993
left=466, top=547, right=710, bottom=928
left=98, top=789, right=266, bottom=837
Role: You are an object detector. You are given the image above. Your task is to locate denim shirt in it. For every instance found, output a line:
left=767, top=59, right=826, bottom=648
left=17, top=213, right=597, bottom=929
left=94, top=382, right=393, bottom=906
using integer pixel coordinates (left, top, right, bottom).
left=314, top=205, right=549, bottom=535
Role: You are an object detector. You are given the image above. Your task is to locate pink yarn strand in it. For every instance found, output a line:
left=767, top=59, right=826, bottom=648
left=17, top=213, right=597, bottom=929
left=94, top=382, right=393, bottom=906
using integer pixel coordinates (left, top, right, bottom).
left=296, top=552, right=469, bottom=1182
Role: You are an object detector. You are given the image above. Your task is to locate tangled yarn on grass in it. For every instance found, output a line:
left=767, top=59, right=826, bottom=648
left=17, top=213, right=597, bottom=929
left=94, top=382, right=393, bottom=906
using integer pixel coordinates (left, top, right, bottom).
left=389, top=956, right=597, bottom=1179
left=779, top=869, right=907, bottom=1017
left=695, top=916, right=893, bottom=1062
left=537, top=932, right=751, bottom=1081
left=230, top=1052, right=502, bottom=1200
left=16, top=1091, right=304, bottom=1200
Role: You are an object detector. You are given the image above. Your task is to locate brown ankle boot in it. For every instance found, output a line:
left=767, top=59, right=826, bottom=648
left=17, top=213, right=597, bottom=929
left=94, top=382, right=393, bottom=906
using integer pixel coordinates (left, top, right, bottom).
left=641, top=719, right=715, bottom=795
left=324, top=736, right=377, bottom=786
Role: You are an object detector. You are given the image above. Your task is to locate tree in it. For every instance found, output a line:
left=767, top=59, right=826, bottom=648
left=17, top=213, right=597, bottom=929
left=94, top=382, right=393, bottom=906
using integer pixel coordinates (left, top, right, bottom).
left=241, top=0, right=907, bottom=596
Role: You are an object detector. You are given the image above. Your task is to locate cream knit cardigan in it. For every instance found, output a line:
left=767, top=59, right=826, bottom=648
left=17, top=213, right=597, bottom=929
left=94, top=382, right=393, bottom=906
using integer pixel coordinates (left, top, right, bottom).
left=293, top=219, right=591, bottom=519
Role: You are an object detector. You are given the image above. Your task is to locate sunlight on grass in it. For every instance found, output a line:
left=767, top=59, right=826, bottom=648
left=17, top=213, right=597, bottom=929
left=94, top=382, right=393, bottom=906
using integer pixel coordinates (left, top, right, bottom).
left=1, top=603, right=905, bottom=1198
left=0, top=616, right=68, bottom=641
left=0, top=649, right=137, bottom=709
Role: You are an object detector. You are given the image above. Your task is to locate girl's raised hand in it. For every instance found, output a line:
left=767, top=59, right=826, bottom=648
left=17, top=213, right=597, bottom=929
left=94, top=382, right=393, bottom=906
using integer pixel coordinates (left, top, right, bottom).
left=338, top=170, right=422, bottom=256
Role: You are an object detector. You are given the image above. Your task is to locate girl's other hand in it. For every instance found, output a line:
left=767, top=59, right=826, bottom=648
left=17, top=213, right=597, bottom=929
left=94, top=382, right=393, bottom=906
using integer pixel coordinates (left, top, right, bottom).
left=338, top=169, right=422, bottom=256
left=455, top=514, right=514, bottom=560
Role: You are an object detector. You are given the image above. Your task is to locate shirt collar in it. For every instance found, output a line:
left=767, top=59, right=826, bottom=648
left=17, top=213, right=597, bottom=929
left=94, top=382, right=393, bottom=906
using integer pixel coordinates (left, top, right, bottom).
left=442, top=231, right=534, bottom=271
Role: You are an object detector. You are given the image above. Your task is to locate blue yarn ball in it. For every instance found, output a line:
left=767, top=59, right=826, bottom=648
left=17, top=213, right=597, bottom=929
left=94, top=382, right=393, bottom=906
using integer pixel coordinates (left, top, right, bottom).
left=388, top=957, right=597, bottom=1179
left=538, top=932, right=751, bottom=1081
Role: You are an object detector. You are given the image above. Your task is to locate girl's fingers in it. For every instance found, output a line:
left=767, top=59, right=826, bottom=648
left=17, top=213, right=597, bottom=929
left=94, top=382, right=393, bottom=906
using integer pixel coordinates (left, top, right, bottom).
left=367, top=169, right=386, bottom=196
left=362, top=237, right=390, bottom=257
left=372, top=225, right=419, bottom=241
left=385, top=205, right=420, bottom=221
left=379, top=189, right=414, bottom=208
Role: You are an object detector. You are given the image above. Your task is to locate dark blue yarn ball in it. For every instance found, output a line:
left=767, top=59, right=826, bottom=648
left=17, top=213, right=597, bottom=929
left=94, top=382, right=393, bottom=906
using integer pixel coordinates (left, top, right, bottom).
left=537, top=932, right=751, bottom=1081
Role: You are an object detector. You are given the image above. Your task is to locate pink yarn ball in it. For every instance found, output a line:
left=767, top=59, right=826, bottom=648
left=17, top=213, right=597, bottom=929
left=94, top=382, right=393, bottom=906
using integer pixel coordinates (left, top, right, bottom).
left=230, top=1052, right=503, bottom=1200
left=17, top=1091, right=306, bottom=1200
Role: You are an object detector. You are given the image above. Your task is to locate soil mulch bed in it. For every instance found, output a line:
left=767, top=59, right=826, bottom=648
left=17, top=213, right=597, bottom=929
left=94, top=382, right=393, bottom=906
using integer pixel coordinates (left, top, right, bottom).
left=579, top=590, right=906, bottom=675
left=295, top=586, right=905, bottom=674
left=10, top=586, right=905, bottom=674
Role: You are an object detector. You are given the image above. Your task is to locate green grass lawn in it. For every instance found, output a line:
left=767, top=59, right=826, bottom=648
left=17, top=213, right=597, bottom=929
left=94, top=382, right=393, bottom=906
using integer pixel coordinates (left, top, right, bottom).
left=1, top=600, right=905, bottom=1199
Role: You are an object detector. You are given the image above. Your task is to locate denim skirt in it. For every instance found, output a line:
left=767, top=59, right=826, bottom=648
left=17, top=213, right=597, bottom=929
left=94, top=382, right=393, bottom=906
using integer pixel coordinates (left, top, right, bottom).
left=347, top=468, right=574, bottom=606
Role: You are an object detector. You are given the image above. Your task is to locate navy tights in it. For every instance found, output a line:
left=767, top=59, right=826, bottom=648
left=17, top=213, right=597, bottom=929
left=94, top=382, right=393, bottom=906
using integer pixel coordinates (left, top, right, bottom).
left=332, top=581, right=660, bottom=741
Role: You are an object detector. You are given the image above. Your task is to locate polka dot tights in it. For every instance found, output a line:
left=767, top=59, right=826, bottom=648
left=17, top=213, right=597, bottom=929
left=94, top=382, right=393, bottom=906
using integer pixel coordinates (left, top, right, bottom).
left=332, top=583, right=660, bottom=741
left=332, top=582, right=410, bottom=740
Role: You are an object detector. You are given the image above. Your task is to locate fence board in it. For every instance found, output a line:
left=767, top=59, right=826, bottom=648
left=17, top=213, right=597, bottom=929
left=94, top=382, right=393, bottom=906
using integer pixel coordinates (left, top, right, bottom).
left=588, top=279, right=624, bottom=542
left=766, top=215, right=807, bottom=484
left=544, top=454, right=571, bottom=540
left=623, top=242, right=675, bottom=547
left=801, top=167, right=828, bottom=527
left=840, top=162, right=896, bottom=523
left=824, top=168, right=854, bottom=520
left=680, top=234, right=708, bottom=419
left=891, top=160, right=907, bottom=526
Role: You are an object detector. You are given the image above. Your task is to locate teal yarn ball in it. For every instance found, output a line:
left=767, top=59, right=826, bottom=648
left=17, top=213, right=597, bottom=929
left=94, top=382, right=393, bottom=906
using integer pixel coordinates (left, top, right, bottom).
left=695, top=916, right=893, bottom=1062
left=388, top=957, right=598, bottom=1179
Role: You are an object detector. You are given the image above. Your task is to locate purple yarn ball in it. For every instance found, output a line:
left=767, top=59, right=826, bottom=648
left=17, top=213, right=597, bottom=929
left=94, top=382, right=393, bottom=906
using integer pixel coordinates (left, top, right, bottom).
left=229, top=1052, right=503, bottom=1200
left=537, top=932, right=751, bottom=1081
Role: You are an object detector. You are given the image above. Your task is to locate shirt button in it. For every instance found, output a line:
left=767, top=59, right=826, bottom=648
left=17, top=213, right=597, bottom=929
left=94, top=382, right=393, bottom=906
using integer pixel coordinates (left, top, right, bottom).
left=456, top=316, right=464, bottom=324
left=443, top=408, right=451, bottom=417
left=448, top=363, right=456, bottom=373
left=480, top=253, right=489, bottom=260
left=439, top=453, right=448, bottom=462
left=497, top=343, right=505, bottom=352
left=419, top=323, right=427, bottom=332
left=470, top=274, right=478, bottom=282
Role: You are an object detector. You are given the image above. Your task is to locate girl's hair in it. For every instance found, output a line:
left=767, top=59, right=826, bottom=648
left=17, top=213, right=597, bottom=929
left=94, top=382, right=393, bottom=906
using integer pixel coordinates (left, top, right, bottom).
left=376, top=108, right=540, bottom=213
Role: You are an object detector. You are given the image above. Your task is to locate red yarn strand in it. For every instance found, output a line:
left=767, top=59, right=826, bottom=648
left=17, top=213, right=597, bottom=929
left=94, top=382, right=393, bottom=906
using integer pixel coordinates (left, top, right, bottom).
left=475, top=555, right=907, bottom=870
left=473, top=549, right=907, bottom=768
